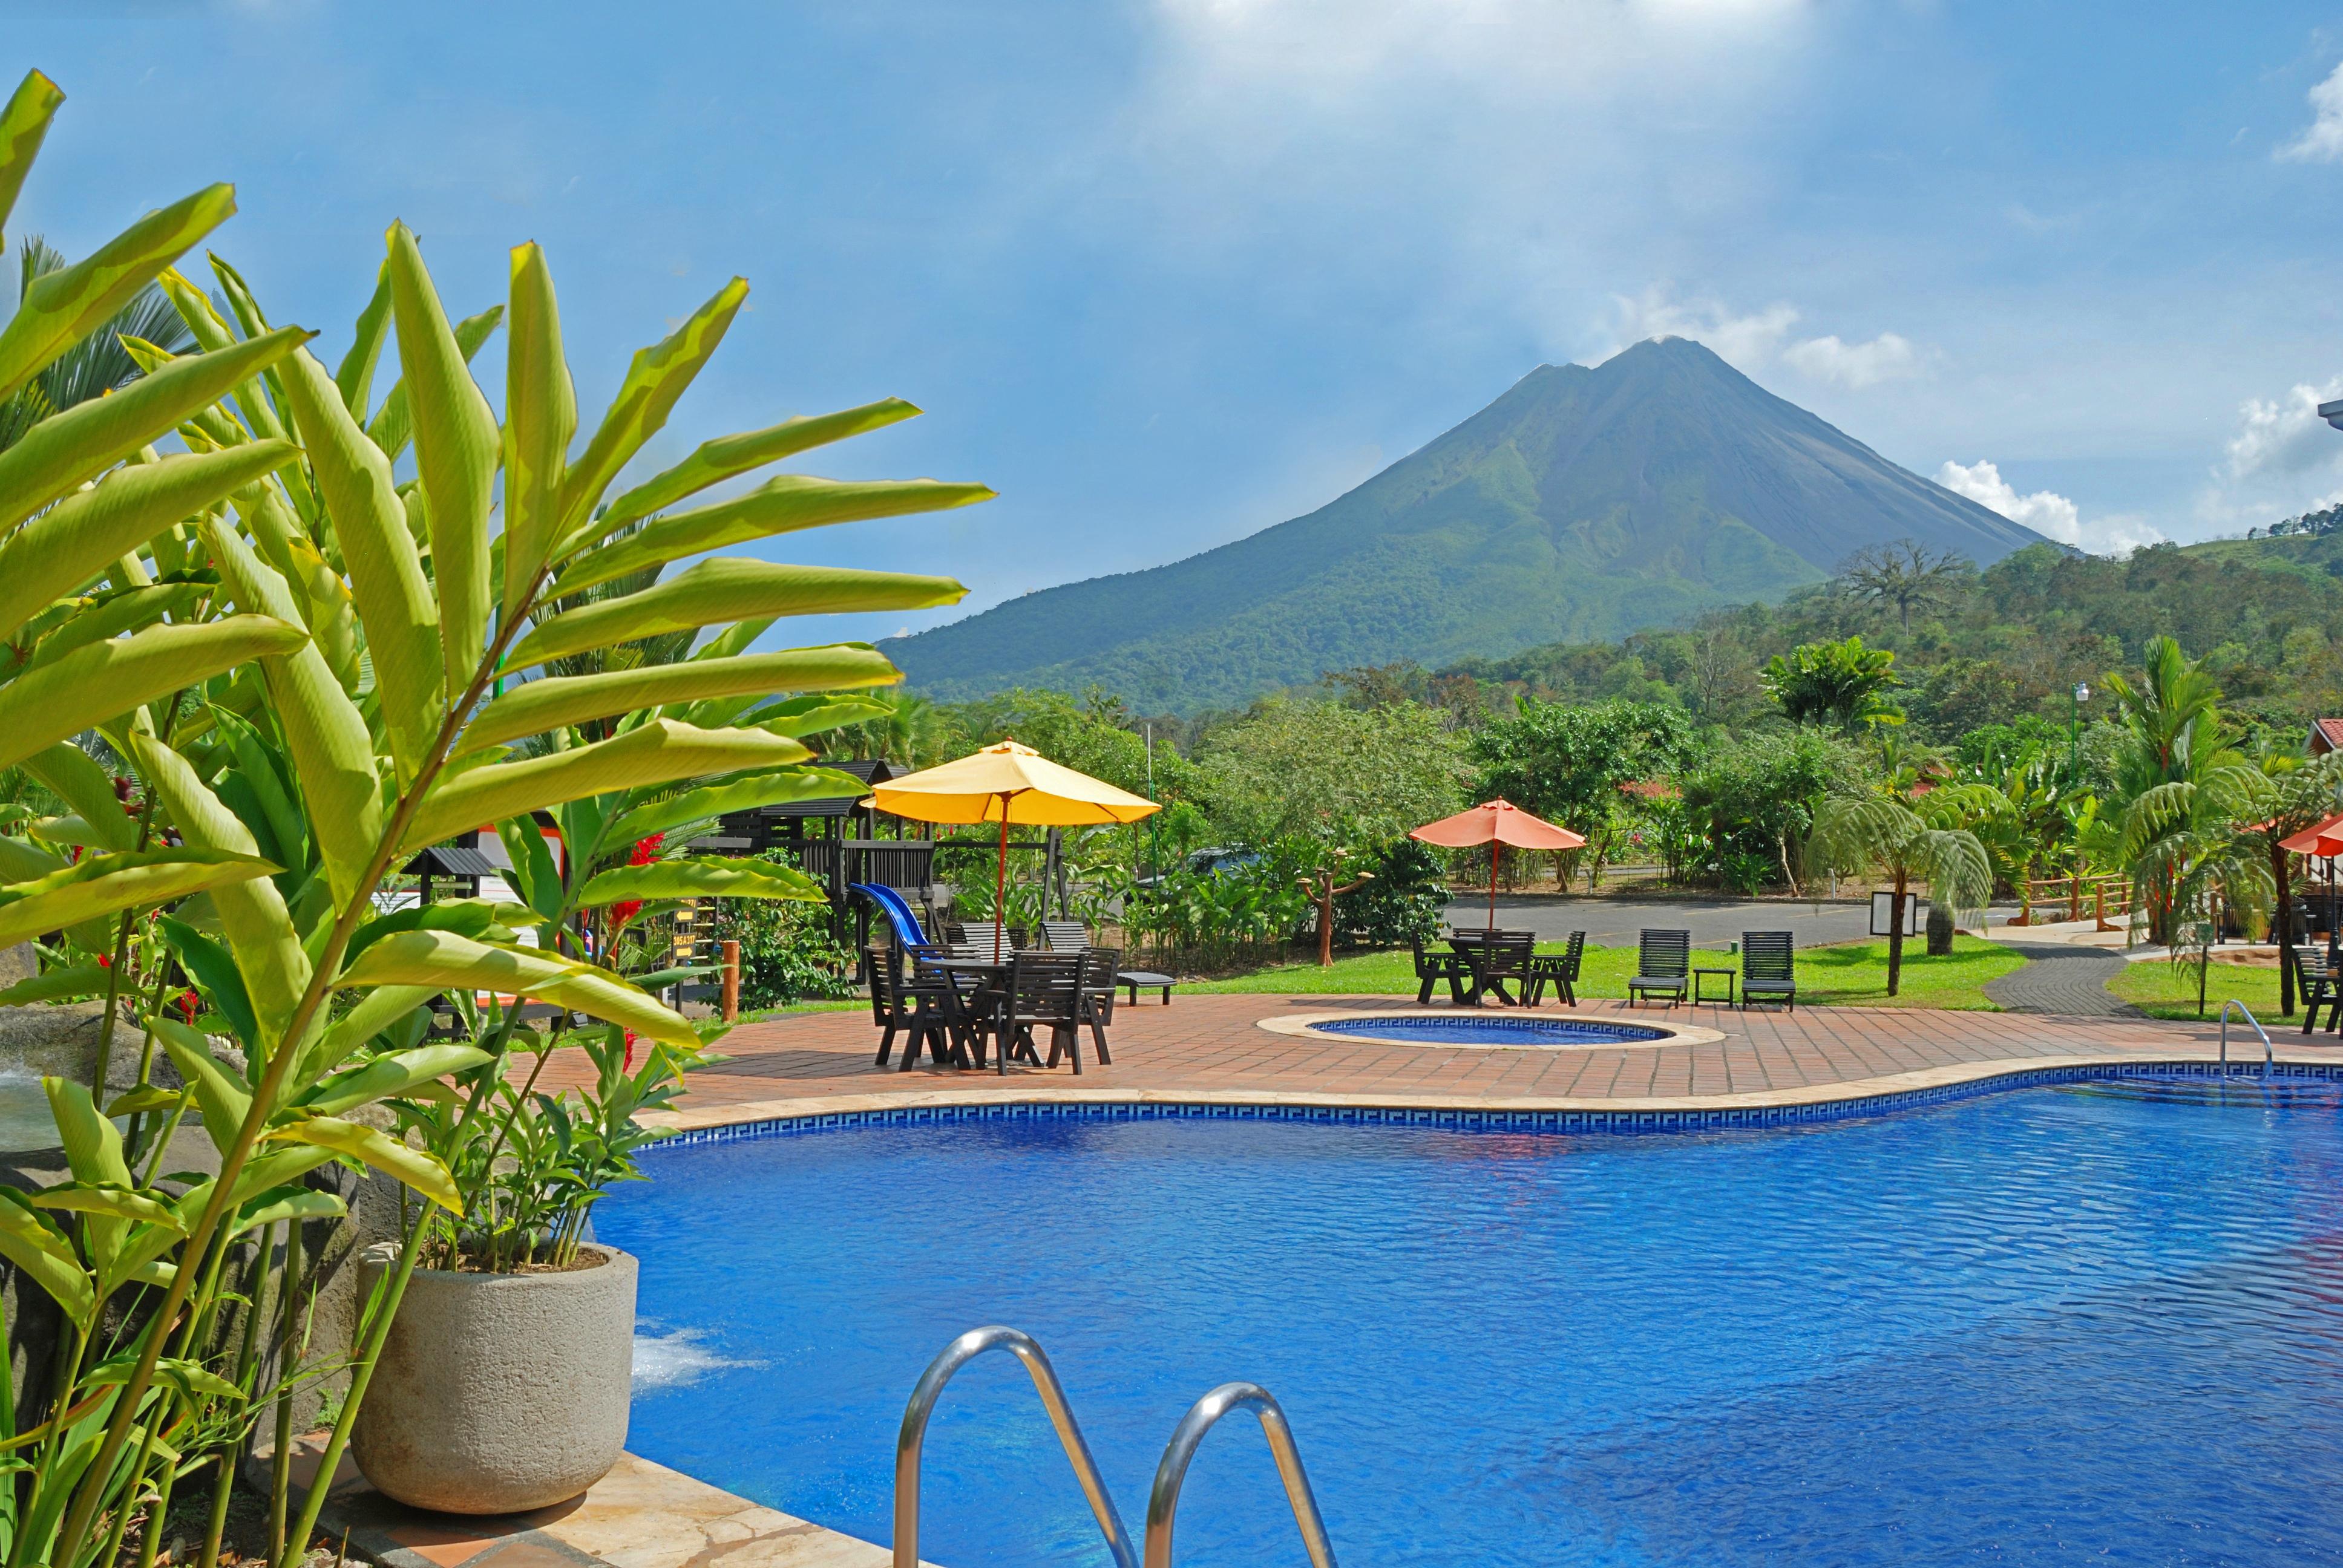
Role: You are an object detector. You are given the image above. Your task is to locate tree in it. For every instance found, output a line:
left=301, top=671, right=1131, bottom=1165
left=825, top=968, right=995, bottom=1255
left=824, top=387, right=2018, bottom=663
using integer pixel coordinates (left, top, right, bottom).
left=1469, top=698, right=1697, bottom=886
left=1762, top=635, right=1904, bottom=734
left=2236, top=740, right=2343, bottom=1014
left=1808, top=745, right=1997, bottom=996
left=1839, top=538, right=1974, bottom=632
left=1682, top=731, right=1866, bottom=892
left=1197, top=699, right=1467, bottom=964
left=2099, top=636, right=2260, bottom=947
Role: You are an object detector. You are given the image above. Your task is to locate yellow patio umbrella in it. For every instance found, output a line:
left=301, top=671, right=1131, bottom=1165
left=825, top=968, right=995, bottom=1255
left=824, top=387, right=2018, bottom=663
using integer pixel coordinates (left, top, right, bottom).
left=868, top=740, right=1161, bottom=959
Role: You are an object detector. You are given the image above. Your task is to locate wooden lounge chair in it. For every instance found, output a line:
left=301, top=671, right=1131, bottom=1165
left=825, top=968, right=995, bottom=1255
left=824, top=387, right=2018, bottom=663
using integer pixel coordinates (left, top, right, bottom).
left=1524, top=932, right=1585, bottom=1007
left=1740, top=931, right=1796, bottom=1011
left=1628, top=929, right=1691, bottom=1008
left=1039, top=920, right=1090, bottom=952
left=1413, top=937, right=1468, bottom=1004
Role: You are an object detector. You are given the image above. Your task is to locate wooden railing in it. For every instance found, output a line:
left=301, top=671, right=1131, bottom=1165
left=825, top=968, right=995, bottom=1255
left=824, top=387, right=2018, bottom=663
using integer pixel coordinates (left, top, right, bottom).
left=2012, top=872, right=2131, bottom=932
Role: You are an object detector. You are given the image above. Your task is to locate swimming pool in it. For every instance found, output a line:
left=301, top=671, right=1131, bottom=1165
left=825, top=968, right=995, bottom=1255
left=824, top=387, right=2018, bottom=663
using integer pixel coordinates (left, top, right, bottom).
left=597, top=1080, right=2343, bottom=1567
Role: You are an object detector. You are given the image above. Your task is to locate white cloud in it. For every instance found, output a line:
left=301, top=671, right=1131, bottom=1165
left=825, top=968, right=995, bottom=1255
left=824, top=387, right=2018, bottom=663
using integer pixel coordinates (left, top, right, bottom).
left=2279, top=61, right=2343, bottom=163
left=1604, top=286, right=1923, bottom=387
left=1781, top=332, right=1921, bottom=389
left=1936, top=459, right=2160, bottom=555
left=2224, top=378, right=2343, bottom=479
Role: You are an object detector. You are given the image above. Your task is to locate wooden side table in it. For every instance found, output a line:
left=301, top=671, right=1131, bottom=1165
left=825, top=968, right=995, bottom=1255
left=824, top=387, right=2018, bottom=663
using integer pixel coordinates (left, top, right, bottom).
left=1693, top=967, right=1737, bottom=1005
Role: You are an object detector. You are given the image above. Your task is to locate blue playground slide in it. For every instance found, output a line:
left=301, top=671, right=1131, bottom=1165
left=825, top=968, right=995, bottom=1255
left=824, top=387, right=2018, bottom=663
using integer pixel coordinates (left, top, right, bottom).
left=848, top=882, right=931, bottom=948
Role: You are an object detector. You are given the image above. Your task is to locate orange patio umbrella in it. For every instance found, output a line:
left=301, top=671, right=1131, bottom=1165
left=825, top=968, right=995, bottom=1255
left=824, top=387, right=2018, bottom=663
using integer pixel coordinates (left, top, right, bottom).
left=869, top=741, right=1160, bottom=960
left=1410, top=799, right=1586, bottom=930
left=2280, top=812, right=2343, bottom=857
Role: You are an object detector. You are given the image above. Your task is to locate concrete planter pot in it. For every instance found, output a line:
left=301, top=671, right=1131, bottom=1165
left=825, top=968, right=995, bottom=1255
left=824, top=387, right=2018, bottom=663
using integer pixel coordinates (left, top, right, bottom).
left=352, top=1244, right=636, bottom=1515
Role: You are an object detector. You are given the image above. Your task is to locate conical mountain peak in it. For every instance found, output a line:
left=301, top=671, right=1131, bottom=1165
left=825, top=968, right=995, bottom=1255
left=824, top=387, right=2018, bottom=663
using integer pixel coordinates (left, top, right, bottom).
left=890, top=344, right=2044, bottom=712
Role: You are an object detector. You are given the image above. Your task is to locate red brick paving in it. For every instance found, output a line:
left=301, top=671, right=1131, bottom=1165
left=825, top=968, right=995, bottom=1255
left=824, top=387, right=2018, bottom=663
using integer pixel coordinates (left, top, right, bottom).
left=531, top=995, right=2281, bottom=1117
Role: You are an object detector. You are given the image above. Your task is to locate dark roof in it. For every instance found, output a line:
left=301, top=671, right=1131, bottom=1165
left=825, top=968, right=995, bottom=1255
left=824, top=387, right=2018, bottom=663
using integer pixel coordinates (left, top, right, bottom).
left=404, top=846, right=499, bottom=877
left=761, top=758, right=897, bottom=819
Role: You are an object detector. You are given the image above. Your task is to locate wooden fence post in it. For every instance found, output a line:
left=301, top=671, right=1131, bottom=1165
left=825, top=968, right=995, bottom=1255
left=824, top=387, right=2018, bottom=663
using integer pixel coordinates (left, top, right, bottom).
left=721, top=938, right=741, bottom=1024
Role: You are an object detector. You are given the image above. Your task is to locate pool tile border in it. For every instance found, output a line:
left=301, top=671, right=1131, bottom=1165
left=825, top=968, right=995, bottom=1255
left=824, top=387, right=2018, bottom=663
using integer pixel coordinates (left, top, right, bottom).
left=657, top=1056, right=2343, bottom=1147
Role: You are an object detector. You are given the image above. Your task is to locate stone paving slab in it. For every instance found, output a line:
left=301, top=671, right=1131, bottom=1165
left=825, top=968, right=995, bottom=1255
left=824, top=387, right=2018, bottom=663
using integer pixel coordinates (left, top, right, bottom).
left=1981, top=942, right=2140, bottom=1016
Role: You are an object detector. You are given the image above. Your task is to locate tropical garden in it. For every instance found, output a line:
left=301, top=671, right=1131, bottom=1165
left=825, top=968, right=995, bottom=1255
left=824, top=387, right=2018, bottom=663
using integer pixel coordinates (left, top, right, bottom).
left=0, top=67, right=988, bottom=1567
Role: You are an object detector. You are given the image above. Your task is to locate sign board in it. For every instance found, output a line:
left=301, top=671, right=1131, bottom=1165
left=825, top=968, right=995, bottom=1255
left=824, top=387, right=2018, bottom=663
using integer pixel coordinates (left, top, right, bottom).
left=1870, top=891, right=1927, bottom=936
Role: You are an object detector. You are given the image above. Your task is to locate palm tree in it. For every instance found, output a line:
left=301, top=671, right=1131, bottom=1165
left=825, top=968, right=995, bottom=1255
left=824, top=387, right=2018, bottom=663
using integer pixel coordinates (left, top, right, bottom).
left=1809, top=743, right=1996, bottom=996
left=2099, top=637, right=2261, bottom=947
left=0, top=235, right=194, bottom=450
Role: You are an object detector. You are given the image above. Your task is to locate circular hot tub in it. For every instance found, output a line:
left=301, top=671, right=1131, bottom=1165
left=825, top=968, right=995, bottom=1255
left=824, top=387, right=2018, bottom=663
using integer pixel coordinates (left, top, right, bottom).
left=1299, top=1014, right=1681, bottom=1049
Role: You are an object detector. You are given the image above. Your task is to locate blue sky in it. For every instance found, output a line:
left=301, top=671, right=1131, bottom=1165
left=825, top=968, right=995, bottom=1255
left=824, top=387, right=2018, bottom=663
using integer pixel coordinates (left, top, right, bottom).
left=11, top=1, right=2343, bottom=647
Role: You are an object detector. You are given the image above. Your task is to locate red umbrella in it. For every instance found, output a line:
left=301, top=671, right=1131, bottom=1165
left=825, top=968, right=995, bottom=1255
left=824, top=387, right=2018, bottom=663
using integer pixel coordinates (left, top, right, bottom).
left=1410, top=799, right=1586, bottom=930
left=2279, top=812, right=2343, bottom=857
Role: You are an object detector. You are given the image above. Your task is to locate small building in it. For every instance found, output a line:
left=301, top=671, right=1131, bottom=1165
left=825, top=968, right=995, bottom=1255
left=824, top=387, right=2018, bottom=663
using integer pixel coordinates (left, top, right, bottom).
left=698, top=759, right=939, bottom=949
left=2311, top=719, right=2343, bottom=759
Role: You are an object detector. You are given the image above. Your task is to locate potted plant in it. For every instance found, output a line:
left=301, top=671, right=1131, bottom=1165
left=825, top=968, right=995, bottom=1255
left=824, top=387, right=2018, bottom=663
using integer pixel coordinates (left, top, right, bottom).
left=353, top=1024, right=690, bottom=1514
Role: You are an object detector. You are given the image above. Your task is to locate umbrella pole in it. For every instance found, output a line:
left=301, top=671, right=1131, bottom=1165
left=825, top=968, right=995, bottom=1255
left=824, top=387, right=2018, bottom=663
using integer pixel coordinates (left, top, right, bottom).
left=1488, top=843, right=1497, bottom=931
left=994, top=806, right=1009, bottom=963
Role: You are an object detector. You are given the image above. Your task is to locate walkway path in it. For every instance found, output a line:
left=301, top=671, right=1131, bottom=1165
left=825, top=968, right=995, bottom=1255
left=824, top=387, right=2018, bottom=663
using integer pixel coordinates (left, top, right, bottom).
left=1982, top=942, right=2138, bottom=1016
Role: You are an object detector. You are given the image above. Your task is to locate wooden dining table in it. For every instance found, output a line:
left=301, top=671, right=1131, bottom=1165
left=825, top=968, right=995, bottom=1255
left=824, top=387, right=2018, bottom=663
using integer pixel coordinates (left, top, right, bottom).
left=1444, top=932, right=1532, bottom=1007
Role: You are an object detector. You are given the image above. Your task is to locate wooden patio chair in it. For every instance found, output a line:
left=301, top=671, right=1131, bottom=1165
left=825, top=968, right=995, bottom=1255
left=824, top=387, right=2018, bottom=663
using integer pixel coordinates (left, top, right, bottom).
left=988, top=952, right=1090, bottom=1074
left=1039, top=920, right=1090, bottom=952
left=1524, top=932, right=1585, bottom=1007
left=1628, top=929, right=1691, bottom=1008
left=1740, top=931, right=1797, bottom=1011
left=2299, top=943, right=2342, bottom=1034
left=1413, top=936, right=1469, bottom=1004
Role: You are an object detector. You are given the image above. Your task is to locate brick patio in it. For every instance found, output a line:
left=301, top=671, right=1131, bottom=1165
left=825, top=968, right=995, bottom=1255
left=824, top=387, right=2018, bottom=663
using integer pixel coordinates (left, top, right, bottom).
left=533, top=994, right=2293, bottom=1130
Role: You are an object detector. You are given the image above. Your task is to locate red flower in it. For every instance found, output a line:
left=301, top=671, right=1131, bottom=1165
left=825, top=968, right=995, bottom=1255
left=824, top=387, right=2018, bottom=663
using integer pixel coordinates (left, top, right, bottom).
left=177, top=990, right=197, bottom=1023
left=95, top=953, right=110, bottom=969
left=605, top=833, right=664, bottom=937
left=623, top=1029, right=637, bottom=1070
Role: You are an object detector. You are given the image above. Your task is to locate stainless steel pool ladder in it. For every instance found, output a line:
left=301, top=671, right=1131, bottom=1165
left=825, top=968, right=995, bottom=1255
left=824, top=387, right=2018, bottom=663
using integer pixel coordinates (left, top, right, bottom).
left=2217, top=998, right=2273, bottom=1080
left=893, top=1325, right=1339, bottom=1568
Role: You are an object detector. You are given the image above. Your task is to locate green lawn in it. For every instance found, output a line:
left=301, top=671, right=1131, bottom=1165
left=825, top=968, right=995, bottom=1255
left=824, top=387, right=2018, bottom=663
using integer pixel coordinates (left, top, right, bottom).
left=2109, top=956, right=2292, bottom=1023
left=1187, top=936, right=2024, bottom=1010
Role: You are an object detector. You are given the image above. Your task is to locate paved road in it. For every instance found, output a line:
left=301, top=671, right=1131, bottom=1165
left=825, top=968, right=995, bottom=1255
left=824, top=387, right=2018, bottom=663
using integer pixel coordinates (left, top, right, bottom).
left=1439, top=893, right=1882, bottom=949
left=1981, top=942, right=2138, bottom=1016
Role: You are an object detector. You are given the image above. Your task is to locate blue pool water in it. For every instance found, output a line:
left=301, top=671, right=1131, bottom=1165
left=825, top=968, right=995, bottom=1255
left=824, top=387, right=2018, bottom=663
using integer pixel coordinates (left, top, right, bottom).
left=1308, top=1015, right=1671, bottom=1046
left=597, top=1081, right=2343, bottom=1567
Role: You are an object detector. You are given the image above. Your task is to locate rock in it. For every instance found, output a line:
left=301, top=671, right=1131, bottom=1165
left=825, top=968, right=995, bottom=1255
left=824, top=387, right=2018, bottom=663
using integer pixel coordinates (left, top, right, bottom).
left=0, top=1002, right=204, bottom=1094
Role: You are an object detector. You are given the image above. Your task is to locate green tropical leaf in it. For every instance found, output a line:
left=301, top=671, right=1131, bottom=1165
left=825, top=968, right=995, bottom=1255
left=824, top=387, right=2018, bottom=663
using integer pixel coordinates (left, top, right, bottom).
left=554, top=276, right=748, bottom=547
left=606, top=765, right=865, bottom=844
left=119, top=731, right=313, bottom=1051
left=300, top=985, right=439, bottom=1083
left=577, top=396, right=921, bottom=554
left=40, top=1079, right=131, bottom=1276
left=501, top=241, right=575, bottom=617
left=334, top=256, right=393, bottom=416
left=552, top=474, right=994, bottom=596
left=0, top=846, right=277, bottom=950
left=19, top=583, right=205, bottom=678
left=738, top=693, right=896, bottom=737
left=20, top=743, right=136, bottom=852
left=229, top=1185, right=346, bottom=1240
left=196, top=515, right=384, bottom=907
left=0, top=963, right=109, bottom=1007
left=0, top=616, right=307, bottom=774
left=274, top=345, right=445, bottom=785
left=339, top=928, right=697, bottom=1048
left=509, top=558, right=961, bottom=670
left=0, top=181, right=237, bottom=403
left=576, top=855, right=822, bottom=907
left=30, top=1184, right=183, bottom=1230
left=386, top=223, right=497, bottom=703
left=298, top=1042, right=491, bottom=1117
left=342, top=898, right=503, bottom=967
left=85, top=1356, right=241, bottom=1404
left=154, top=1016, right=254, bottom=1157
left=103, top=1086, right=188, bottom=1117
left=265, top=1114, right=460, bottom=1212
left=404, top=719, right=810, bottom=852
left=0, top=325, right=310, bottom=534
left=459, top=647, right=900, bottom=756
left=0, top=440, right=298, bottom=645
left=154, top=915, right=258, bottom=1051
left=0, top=70, right=64, bottom=245
left=366, top=304, right=503, bottom=463
left=0, top=1190, right=93, bottom=1324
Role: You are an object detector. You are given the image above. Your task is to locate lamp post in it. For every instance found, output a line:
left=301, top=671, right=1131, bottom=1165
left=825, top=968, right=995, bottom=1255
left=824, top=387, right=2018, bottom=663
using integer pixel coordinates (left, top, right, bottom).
left=2069, top=681, right=2091, bottom=778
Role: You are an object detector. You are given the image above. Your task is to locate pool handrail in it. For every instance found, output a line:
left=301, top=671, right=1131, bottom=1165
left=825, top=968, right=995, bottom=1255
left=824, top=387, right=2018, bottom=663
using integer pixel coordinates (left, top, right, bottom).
left=894, top=1325, right=1137, bottom=1568
left=1144, top=1382, right=1337, bottom=1568
left=850, top=882, right=931, bottom=949
left=2218, top=998, right=2273, bottom=1080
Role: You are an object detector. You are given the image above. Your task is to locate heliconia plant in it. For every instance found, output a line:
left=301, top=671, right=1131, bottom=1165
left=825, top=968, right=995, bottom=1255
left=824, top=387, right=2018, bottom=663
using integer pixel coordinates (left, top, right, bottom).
left=0, top=65, right=986, bottom=1568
